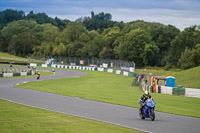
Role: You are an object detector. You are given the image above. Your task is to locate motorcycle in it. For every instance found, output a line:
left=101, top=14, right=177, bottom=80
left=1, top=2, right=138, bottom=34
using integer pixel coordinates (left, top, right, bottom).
left=138, top=98, right=155, bottom=121
left=37, top=73, right=40, bottom=80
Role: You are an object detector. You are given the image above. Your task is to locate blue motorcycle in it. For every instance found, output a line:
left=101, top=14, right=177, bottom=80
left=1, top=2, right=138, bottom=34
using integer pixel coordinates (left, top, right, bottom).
left=138, top=98, right=156, bottom=121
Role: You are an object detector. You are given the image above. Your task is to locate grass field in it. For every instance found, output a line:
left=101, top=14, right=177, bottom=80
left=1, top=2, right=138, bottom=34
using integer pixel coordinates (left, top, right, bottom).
left=0, top=99, right=140, bottom=133
left=0, top=52, right=27, bottom=63
left=135, top=67, right=180, bottom=76
left=172, top=66, right=200, bottom=88
left=0, top=52, right=44, bottom=64
left=16, top=70, right=200, bottom=118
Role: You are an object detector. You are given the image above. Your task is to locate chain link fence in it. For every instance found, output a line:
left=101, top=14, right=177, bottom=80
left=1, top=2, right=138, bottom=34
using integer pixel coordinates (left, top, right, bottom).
left=47, top=56, right=135, bottom=70
left=1, top=55, right=135, bottom=70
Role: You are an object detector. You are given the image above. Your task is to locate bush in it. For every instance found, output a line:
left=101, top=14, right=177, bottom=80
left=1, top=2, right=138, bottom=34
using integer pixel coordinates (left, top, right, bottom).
left=177, top=48, right=196, bottom=69
left=164, top=64, right=175, bottom=70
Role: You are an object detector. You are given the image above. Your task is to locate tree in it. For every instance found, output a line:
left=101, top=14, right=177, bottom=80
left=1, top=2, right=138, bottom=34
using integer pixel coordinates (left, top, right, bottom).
left=25, top=11, right=56, bottom=25
left=102, top=27, right=121, bottom=47
left=117, top=29, right=152, bottom=66
left=62, top=22, right=86, bottom=42
left=151, top=25, right=180, bottom=66
left=99, top=47, right=113, bottom=59
left=83, top=11, right=114, bottom=32
left=167, top=26, right=199, bottom=66
left=1, top=20, right=39, bottom=56
left=142, top=43, right=159, bottom=66
left=55, top=17, right=69, bottom=31
left=0, top=9, right=25, bottom=29
left=193, top=44, right=200, bottom=65
left=41, top=23, right=59, bottom=43
left=88, top=32, right=103, bottom=58
left=57, top=43, right=66, bottom=56
left=58, top=22, right=90, bottom=57
left=177, top=43, right=200, bottom=69
left=177, top=48, right=195, bottom=69
left=100, top=27, right=121, bottom=59
left=33, top=42, right=51, bottom=57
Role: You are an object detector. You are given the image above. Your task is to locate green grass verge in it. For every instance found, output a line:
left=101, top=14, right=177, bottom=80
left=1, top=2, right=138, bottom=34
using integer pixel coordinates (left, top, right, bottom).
left=0, top=71, right=54, bottom=78
left=15, top=70, right=200, bottom=118
left=0, top=99, right=139, bottom=133
left=171, top=66, right=200, bottom=88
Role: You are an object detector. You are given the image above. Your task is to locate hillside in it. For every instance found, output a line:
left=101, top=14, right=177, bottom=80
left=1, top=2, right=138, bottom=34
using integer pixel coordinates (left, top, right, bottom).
left=135, top=66, right=200, bottom=88
left=0, top=52, right=44, bottom=64
left=172, top=66, right=200, bottom=88
left=0, top=52, right=27, bottom=63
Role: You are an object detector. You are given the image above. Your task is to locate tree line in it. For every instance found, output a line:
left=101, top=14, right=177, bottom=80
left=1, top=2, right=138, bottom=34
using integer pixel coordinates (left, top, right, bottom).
left=0, top=9, right=200, bottom=69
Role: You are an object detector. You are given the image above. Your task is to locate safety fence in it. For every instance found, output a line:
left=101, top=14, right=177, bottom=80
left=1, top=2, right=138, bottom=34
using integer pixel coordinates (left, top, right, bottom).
left=30, top=63, right=136, bottom=77
left=28, top=56, right=135, bottom=70
left=1, top=56, right=135, bottom=71
left=0, top=69, right=36, bottom=77
left=141, top=84, right=200, bottom=98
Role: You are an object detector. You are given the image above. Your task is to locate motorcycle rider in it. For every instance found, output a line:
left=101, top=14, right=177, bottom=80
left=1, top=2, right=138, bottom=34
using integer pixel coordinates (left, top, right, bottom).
left=140, top=90, right=152, bottom=114
left=37, top=72, right=40, bottom=80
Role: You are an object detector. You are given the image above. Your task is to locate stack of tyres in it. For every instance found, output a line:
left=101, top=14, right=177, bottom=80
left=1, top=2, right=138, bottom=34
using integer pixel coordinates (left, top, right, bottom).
left=13, top=73, right=20, bottom=76
left=47, top=64, right=51, bottom=67
left=173, top=85, right=185, bottom=96
left=37, top=64, right=42, bottom=67
left=134, top=81, right=139, bottom=86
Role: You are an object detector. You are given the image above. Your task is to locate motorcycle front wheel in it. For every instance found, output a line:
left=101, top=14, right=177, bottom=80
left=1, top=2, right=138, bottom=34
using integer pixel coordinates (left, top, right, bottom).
left=149, top=109, right=155, bottom=121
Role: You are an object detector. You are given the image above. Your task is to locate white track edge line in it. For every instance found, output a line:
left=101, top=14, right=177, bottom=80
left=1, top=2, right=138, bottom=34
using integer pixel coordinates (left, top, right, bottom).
left=0, top=97, right=152, bottom=133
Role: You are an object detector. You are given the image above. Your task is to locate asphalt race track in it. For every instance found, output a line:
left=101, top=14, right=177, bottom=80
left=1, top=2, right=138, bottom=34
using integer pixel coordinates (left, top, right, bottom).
left=0, top=67, right=200, bottom=133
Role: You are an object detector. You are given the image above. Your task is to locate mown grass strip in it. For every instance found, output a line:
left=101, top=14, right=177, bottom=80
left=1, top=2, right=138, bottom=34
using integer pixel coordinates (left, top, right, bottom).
left=0, top=99, right=140, bottom=133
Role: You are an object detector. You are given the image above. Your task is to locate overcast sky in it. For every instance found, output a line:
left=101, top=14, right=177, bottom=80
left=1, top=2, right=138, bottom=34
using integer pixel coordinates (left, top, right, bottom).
left=0, top=0, right=200, bottom=30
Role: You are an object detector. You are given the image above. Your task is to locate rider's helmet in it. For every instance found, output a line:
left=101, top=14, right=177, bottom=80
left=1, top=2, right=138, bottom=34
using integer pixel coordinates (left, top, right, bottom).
left=144, top=90, right=149, bottom=98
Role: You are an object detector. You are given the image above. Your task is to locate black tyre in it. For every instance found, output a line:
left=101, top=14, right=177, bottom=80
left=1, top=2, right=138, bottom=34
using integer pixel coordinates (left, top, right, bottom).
left=149, top=110, right=155, bottom=121
left=139, top=108, right=145, bottom=119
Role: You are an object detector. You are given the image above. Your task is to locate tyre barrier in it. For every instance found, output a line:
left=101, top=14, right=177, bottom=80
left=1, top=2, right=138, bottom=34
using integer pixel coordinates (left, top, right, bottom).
left=141, top=81, right=199, bottom=98
left=0, top=71, right=36, bottom=77
left=154, top=85, right=200, bottom=98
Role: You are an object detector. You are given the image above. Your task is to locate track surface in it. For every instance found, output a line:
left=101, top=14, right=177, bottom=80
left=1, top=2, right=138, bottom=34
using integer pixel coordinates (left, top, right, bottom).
left=0, top=67, right=200, bottom=133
